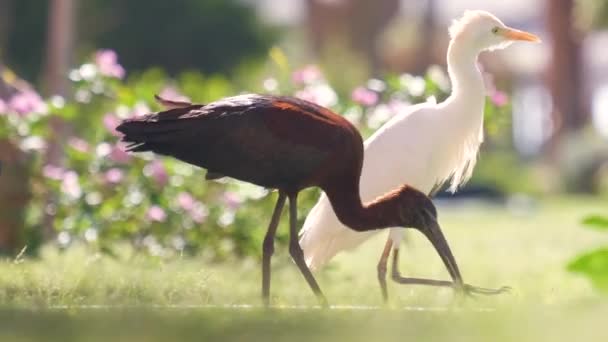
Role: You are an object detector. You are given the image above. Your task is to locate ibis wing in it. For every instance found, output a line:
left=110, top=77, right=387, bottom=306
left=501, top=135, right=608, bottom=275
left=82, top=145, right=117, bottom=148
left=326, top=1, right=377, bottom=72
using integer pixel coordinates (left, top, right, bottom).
left=117, top=94, right=346, bottom=189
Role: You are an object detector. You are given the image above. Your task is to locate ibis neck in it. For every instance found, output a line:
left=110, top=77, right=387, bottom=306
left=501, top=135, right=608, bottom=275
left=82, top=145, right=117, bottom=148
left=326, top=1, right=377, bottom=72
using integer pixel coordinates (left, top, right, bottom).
left=323, top=182, right=400, bottom=232
left=444, top=40, right=485, bottom=108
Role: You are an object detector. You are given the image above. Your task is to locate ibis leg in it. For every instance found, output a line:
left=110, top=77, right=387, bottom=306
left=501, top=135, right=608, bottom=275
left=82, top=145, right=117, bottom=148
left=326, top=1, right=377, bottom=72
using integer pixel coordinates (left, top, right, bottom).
left=413, top=211, right=510, bottom=295
left=377, top=237, right=392, bottom=303
left=391, top=247, right=508, bottom=294
left=288, top=193, right=328, bottom=307
left=262, top=192, right=287, bottom=307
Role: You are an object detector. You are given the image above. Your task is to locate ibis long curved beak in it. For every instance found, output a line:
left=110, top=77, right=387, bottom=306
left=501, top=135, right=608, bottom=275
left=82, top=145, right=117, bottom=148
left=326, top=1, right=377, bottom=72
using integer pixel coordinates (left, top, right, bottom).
left=502, top=28, right=541, bottom=43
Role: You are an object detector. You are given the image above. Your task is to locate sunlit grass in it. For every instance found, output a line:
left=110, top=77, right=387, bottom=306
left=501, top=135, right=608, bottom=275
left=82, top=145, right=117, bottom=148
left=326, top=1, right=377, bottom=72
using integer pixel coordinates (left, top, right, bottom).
left=0, top=196, right=607, bottom=341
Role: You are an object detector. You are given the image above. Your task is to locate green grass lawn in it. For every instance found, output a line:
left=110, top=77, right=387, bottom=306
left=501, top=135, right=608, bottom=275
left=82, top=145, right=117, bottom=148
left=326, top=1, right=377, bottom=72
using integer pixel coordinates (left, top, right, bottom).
left=0, top=196, right=607, bottom=341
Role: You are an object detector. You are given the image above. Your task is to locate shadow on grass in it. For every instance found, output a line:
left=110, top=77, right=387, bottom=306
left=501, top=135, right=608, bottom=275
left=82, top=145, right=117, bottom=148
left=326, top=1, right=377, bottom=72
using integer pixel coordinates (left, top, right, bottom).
left=0, top=306, right=491, bottom=342
left=1, top=303, right=608, bottom=342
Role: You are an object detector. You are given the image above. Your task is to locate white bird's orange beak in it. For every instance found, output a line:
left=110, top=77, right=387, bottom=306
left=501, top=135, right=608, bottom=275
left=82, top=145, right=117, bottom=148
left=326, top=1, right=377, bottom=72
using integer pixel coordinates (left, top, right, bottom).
left=501, top=28, right=541, bottom=43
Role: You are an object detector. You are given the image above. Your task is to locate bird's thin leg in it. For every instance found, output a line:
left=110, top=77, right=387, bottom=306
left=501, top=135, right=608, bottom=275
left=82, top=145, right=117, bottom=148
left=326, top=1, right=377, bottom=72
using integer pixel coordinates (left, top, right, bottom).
left=414, top=211, right=510, bottom=295
left=392, top=247, right=459, bottom=287
left=287, top=193, right=328, bottom=308
left=391, top=247, right=506, bottom=294
left=262, top=192, right=287, bottom=307
left=377, top=237, right=392, bottom=303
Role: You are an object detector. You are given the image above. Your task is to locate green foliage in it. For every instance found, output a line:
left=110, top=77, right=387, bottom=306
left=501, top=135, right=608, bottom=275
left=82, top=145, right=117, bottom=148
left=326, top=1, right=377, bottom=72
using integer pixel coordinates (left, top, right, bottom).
left=568, top=248, right=608, bottom=290
left=569, top=214, right=608, bottom=292
left=470, top=150, right=538, bottom=194
left=88, top=0, right=278, bottom=76
left=581, top=215, right=608, bottom=230
left=4, top=0, right=276, bottom=82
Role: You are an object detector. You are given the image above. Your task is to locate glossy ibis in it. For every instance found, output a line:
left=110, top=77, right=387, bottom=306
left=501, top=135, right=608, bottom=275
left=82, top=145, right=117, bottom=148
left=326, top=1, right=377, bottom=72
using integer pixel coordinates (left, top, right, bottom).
left=300, top=10, right=538, bottom=301
left=117, top=93, right=497, bottom=307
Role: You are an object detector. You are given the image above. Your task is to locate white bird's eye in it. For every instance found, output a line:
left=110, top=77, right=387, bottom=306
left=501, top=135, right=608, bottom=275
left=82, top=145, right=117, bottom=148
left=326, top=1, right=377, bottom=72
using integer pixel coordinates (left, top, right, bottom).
left=491, top=27, right=499, bottom=34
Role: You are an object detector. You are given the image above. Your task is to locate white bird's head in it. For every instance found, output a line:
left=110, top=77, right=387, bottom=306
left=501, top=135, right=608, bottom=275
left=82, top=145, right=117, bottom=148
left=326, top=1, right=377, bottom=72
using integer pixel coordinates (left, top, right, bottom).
left=449, top=10, right=541, bottom=52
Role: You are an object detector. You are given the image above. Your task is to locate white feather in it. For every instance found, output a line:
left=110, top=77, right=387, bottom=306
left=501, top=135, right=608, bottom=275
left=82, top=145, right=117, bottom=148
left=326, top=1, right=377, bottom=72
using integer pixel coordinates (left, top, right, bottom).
left=448, top=10, right=504, bottom=39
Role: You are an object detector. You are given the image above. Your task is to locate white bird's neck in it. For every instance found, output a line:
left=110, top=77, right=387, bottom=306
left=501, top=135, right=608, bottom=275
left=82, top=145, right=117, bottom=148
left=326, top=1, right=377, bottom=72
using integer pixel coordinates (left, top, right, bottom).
left=444, top=40, right=485, bottom=110
left=434, top=39, right=487, bottom=192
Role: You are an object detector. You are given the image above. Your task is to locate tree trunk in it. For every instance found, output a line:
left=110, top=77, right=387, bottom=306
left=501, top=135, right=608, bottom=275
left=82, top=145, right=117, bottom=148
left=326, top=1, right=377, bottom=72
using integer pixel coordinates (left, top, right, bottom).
left=43, top=0, right=75, bottom=96
left=0, top=61, right=29, bottom=254
left=545, top=0, right=588, bottom=155
left=306, top=0, right=351, bottom=56
left=306, top=0, right=399, bottom=76
left=41, top=0, right=76, bottom=239
left=0, top=0, right=13, bottom=58
left=414, top=0, right=436, bottom=74
left=0, top=140, right=30, bottom=254
left=350, top=0, right=399, bottom=75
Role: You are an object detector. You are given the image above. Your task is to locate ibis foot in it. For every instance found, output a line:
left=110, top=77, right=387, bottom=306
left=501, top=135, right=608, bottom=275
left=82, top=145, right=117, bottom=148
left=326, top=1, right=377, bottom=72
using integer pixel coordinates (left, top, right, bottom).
left=462, top=284, right=511, bottom=296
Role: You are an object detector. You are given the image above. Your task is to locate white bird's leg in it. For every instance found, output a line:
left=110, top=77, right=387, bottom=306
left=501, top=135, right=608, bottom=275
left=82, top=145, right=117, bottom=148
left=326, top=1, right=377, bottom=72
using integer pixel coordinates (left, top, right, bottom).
left=262, top=192, right=286, bottom=307
left=377, top=237, right=392, bottom=303
left=288, top=193, right=328, bottom=308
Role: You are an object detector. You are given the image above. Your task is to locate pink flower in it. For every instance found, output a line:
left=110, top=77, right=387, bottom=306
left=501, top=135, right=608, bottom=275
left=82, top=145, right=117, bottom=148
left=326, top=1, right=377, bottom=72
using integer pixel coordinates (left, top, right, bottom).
left=177, top=192, right=195, bottom=211
left=95, top=49, right=125, bottom=79
left=190, top=204, right=208, bottom=224
left=159, top=86, right=190, bottom=103
left=367, top=104, right=394, bottom=129
left=175, top=192, right=208, bottom=223
left=61, top=170, right=82, bottom=199
left=109, top=143, right=132, bottom=164
left=294, top=84, right=337, bottom=108
left=147, top=205, right=167, bottom=222
left=351, top=87, right=379, bottom=106
left=19, top=136, right=47, bottom=151
left=482, top=71, right=509, bottom=107
left=222, top=191, right=243, bottom=210
left=294, top=89, right=316, bottom=103
left=132, top=103, right=151, bottom=117
left=0, top=99, right=6, bottom=114
left=145, top=160, right=168, bottom=186
left=104, top=168, right=124, bottom=184
left=292, top=65, right=322, bottom=86
left=8, top=90, right=47, bottom=116
left=68, top=137, right=90, bottom=153
left=490, top=91, right=509, bottom=107
left=103, top=113, right=121, bottom=136
left=42, top=164, right=65, bottom=180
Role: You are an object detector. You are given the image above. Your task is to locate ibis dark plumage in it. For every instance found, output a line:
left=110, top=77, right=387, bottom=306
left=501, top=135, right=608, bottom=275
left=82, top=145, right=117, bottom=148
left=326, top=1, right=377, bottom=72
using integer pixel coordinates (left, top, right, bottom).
left=117, top=94, right=494, bottom=306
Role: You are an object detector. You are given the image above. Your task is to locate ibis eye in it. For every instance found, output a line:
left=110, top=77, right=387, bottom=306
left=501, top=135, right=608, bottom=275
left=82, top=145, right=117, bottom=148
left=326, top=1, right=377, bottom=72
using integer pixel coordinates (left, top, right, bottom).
left=491, top=27, right=499, bottom=34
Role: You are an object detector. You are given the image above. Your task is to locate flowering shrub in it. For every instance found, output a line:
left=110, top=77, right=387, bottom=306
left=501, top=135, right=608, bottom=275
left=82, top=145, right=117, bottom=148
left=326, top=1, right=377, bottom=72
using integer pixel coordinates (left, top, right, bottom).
left=0, top=84, right=48, bottom=147
left=0, top=50, right=511, bottom=259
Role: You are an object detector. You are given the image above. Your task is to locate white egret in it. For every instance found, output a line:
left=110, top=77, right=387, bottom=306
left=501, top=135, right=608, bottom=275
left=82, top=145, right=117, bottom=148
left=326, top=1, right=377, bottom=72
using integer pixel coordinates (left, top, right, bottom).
left=299, top=10, right=540, bottom=301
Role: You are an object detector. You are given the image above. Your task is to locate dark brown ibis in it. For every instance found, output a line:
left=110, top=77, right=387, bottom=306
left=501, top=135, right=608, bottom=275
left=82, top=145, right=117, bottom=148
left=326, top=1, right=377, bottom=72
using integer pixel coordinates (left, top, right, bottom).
left=117, top=94, right=495, bottom=306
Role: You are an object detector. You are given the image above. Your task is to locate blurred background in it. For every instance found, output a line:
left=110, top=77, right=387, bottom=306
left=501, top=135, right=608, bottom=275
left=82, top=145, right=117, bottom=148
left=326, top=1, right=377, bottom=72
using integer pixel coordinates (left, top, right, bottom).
left=0, top=0, right=606, bottom=283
